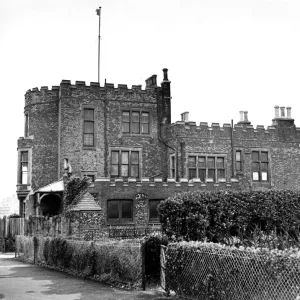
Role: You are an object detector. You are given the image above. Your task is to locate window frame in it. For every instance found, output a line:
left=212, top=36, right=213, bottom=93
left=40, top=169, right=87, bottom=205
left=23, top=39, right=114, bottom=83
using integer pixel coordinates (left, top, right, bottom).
left=251, top=150, right=269, bottom=182
left=187, top=154, right=227, bottom=182
left=107, top=199, right=133, bottom=223
left=81, top=105, right=97, bottom=149
left=149, top=199, right=163, bottom=222
left=121, top=110, right=150, bottom=135
left=109, top=148, right=142, bottom=180
left=235, top=149, right=243, bottom=173
left=24, top=112, right=29, bottom=137
left=20, top=151, right=29, bottom=184
left=170, top=154, right=176, bottom=178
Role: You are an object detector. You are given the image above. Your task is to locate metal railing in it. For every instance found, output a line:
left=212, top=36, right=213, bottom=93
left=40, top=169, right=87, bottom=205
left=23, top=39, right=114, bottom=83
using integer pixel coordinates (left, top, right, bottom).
left=162, top=245, right=300, bottom=300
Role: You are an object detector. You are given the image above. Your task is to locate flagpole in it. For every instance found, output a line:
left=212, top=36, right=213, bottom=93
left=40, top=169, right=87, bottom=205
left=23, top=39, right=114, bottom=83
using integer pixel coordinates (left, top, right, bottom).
left=96, top=7, right=101, bottom=83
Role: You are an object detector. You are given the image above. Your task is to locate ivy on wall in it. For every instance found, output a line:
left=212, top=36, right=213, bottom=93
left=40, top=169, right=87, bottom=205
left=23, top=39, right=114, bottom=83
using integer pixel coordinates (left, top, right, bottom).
left=63, top=177, right=90, bottom=212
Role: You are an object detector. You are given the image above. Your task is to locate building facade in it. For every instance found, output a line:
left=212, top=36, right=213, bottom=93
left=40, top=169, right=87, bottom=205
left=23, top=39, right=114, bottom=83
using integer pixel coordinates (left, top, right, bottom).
left=16, top=68, right=300, bottom=225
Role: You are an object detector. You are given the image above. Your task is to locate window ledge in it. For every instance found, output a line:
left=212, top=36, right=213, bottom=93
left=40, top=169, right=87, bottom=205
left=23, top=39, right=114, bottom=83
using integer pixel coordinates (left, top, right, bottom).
left=122, top=134, right=153, bottom=138
left=205, top=179, right=214, bottom=183
left=107, top=222, right=135, bottom=226
left=148, top=221, right=160, bottom=224
left=83, top=147, right=96, bottom=151
left=252, top=181, right=270, bottom=184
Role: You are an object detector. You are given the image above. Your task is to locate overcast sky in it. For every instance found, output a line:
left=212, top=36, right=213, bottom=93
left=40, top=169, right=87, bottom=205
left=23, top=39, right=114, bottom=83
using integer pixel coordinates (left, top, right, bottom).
left=1, top=0, right=300, bottom=199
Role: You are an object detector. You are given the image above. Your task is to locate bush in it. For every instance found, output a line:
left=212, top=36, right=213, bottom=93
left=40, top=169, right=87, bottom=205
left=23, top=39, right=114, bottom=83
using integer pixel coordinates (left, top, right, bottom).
left=93, top=239, right=142, bottom=283
left=8, top=213, right=20, bottom=218
left=158, top=190, right=300, bottom=246
left=17, top=236, right=142, bottom=284
left=4, top=238, right=15, bottom=252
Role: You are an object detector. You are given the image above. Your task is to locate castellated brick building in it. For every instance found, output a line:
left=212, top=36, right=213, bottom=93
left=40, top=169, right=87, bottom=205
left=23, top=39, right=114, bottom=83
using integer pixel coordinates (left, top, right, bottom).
left=16, top=68, right=300, bottom=226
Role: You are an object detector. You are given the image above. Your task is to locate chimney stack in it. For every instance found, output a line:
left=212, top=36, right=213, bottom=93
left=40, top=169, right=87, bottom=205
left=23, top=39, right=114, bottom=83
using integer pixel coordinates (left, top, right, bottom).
left=272, top=105, right=294, bottom=127
left=145, top=75, right=157, bottom=88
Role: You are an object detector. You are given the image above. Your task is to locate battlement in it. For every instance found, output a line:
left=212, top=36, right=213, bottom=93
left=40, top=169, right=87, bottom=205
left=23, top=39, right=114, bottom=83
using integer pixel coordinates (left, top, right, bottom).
left=94, top=177, right=239, bottom=189
left=167, top=120, right=300, bottom=141
left=59, top=80, right=159, bottom=92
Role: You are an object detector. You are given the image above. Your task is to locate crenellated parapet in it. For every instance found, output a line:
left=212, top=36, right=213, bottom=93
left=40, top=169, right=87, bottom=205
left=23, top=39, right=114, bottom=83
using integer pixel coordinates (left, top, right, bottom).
left=166, top=120, right=300, bottom=141
left=25, top=85, right=60, bottom=108
left=92, top=177, right=239, bottom=191
left=58, top=80, right=160, bottom=102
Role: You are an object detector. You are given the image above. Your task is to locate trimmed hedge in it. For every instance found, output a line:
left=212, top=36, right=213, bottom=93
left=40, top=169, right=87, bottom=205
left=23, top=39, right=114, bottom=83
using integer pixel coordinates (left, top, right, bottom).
left=158, top=190, right=300, bottom=244
left=16, top=236, right=142, bottom=284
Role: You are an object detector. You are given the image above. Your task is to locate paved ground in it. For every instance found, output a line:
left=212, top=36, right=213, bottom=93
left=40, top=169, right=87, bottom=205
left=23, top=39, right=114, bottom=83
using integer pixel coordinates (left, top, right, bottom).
left=0, top=253, right=169, bottom=300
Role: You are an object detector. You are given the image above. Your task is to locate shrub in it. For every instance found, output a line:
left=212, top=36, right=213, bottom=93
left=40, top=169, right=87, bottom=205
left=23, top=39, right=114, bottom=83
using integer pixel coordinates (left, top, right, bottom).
left=8, top=213, right=20, bottom=218
left=158, top=190, right=300, bottom=246
left=93, top=240, right=142, bottom=283
left=4, top=238, right=15, bottom=252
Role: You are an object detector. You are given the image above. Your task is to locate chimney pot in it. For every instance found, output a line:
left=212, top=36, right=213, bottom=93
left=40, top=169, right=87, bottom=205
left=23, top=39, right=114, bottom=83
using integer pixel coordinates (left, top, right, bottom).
left=274, top=106, right=279, bottom=118
left=280, top=106, right=285, bottom=117
left=244, top=111, right=248, bottom=122
left=239, top=111, right=244, bottom=122
left=286, top=106, right=292, bottom=118
left=163, top=68, right=169, bottom=81
left=181, top=112, right=189, bottom=122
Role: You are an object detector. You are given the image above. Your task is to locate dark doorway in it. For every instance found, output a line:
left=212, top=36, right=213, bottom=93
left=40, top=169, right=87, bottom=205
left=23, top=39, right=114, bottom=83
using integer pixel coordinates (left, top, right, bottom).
left=40, top=194, right=62, bottom=217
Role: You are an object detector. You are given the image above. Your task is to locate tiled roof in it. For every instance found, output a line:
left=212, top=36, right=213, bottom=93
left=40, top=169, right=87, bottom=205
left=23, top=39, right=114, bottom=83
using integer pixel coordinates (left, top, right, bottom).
left=35, top=179, right=64, bottom=193
left=70, top=192, right=101, bottom=211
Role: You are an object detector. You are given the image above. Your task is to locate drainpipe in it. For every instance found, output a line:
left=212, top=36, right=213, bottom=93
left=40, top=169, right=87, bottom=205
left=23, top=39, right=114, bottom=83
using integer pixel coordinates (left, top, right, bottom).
left=157, top=108, right=178, bottom=182
left=231, top=119, right=235, bottom=178
left=158, top=128, right=178, bottom=182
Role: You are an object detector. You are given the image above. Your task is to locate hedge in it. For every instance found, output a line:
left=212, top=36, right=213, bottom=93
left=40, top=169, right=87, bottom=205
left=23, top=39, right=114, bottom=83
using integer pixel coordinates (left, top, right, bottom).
left=15, top=236, right=142, bottom=284
left=157, top=190, right=300, bottom=246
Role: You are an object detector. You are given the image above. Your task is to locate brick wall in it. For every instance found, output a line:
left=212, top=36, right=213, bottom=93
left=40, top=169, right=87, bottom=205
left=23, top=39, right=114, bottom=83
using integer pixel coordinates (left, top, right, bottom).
left=166, top=120, right=300, bottom=191
left=23, top=87, right=59, bottom=190
left=17, top=70, right=300, bottom=220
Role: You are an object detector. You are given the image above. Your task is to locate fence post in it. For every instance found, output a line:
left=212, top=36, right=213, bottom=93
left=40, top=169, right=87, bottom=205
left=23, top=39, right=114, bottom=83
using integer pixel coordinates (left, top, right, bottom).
left=141, top=240, right=146, bottom=290
left=160, top=245, right=169, bottom=295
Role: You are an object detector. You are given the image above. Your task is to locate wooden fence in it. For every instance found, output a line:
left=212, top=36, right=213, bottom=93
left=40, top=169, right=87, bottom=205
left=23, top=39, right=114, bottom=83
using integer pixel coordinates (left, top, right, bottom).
left=0, top=217, right=25, bottom=238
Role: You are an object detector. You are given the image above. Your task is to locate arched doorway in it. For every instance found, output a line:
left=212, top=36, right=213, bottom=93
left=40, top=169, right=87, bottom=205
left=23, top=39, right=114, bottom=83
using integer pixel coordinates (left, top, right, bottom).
left=40, top=194, right=62, bottom=217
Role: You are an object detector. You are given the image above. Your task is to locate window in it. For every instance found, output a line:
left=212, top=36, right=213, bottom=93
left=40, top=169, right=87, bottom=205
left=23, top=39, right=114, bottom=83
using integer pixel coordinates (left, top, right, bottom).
left=83, top=108, right=94, bottom=146
left=236, top=150, right=242, bottom=172
left=170, top=155, right=176, bottom=178
left=24, top=113, right=29, bottom=137
left=111, top=150, right=140, bottom=178
left=20, top=152, right=28, bottom=184
left=122, top=111, right=150, bottom=134
left=107, top=200, right=133, bottom=222
left=149, top=199, right=162, bottom=221
left=188, top=155, right=226, bottom=182
left=252, top=151, right=269, bottom=181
